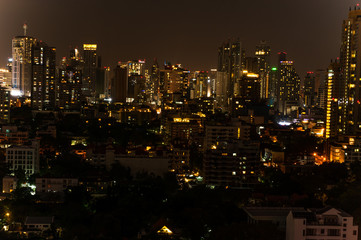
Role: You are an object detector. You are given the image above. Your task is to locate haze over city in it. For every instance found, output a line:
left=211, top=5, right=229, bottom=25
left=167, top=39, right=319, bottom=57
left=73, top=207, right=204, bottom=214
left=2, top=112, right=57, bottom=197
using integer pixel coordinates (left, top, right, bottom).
left=0, top=0, right=359, bottom=73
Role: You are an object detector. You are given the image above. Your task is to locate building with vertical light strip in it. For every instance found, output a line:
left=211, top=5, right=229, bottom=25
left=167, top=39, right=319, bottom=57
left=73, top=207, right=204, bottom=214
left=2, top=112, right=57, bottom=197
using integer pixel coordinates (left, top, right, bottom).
left=325, top=61, right=342, bottom=139
left=255, top=41, right=270, bottom=100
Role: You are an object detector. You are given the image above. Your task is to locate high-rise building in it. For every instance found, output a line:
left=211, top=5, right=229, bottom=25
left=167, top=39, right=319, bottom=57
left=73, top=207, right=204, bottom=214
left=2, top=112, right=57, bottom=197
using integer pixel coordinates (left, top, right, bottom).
left=255, top=41, right=271, bottom=99
left=31, top=42, right=56, bottom=110
left=325, top=61, right=342, bottom=139
left=12, top=34, right=37, bottom=97
left=268, top=67, right=278, bottom=106
left=56, top=49, right=84, bottom=110
left=217, top=39, right=245, bottom=104
left=303, top=72, right=316, bottom=108
left=339, top=6, right=361, bottom=134
left=83, top=44, right=97, bottom=98
left=151, top=59, right=160, bottom=104
left=276, top=53, right=300, bottom=115
left=111, top=63, right=128, bottom=103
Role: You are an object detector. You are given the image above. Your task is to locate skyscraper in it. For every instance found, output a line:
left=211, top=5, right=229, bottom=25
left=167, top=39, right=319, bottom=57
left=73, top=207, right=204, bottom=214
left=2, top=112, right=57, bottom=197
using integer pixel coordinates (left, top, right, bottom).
left=111, top=63, right=128, bottom=103
left=276, top=53, right=300, bottom=115
left=255, top=41, right=271, bottom=99
left=31, top=42, right=56, bottom=110
left=325, top=60, right=342, bottom=139
left=303, top=72, right=316, bottom=108
left=83, top=44, right=97, bottom=98
left=12, top=30, right=37, bottom=97
left=57, top=49, right=84, bottom=110
left=340, top=6, right=361, bottom=134
left=217, top=39, right=244, bottom=105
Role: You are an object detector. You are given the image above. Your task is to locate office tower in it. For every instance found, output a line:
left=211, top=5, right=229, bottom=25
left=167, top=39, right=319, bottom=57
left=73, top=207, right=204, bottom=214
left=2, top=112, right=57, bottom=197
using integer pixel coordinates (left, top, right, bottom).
left=56, top=49, right=84, bottom=110
left=255, top=41, right=271, bottom=99
left=276, top=53, right=300, bottom=115
left=31, top=42, right=56, bottom=110
left=303, top=72, right=316, bottom=108
left=111, top=63, right=128, bottom=103
left=12, top=25, right=37, bottom=97
left=218, top=39, right=244, bottom=104
left=339, top=6, right=361, bottom=134
left=158, top=64, right=189, bottom=104
left=325, top=61, right=342, bottom=139
left=151, top=59, right=160, bottom=104
left=268, top=67, right=278, bottom=106
left=83, top=44, right=97, bottom=98
left=126, top=60, right=146, bottom=102
left=95, top=65, right=111, bottom=100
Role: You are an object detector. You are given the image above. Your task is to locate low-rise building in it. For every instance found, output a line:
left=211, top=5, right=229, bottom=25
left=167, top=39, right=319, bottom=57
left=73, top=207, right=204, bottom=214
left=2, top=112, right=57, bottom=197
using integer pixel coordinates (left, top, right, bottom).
left=35, top=178, right=79, bottom=193
left=286, top=207, right=358, bottom=240
left=6, top=141, right=40, bottom=176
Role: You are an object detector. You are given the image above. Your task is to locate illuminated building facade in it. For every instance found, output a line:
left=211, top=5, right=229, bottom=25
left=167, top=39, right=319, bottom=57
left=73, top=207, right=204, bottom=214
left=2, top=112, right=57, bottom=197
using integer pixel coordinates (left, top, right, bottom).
left=0, top=87, right=10, bottom=123
left=237, top=71, right=260, bottom=103
left=325, top=61, right=342, bottom=139
left=195, top=71, right=209, bottom=98
left=218, top=39, right=244, bottom=104
left=151, top=59, right=160, bottom=104
left=276, top=55, right=300, bottom=115
left=255, top=41, right=271, bottom=99
left=31, top=42, right=56, bottom=110
left=0, top=69, right=11, bottom=87
left=83, top=44, right=97, bottom=98
left=57, top=49, right=84, bottom=110
left=12, top=35, right=37, bottom=97
left=268, top=67, right=278, bottom=106
left=340, top=7, right=361, bottom=134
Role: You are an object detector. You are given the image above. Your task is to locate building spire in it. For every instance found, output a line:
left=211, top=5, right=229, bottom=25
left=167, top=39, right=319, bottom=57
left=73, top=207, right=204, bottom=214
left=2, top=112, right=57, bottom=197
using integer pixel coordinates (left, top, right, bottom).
left=23, top=23, right=28, bottom=36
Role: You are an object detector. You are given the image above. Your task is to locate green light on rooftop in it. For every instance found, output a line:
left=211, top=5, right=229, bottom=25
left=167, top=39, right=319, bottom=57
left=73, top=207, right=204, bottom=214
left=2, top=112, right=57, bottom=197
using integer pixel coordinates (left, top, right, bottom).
left=271, top=67, right=277, bottom=71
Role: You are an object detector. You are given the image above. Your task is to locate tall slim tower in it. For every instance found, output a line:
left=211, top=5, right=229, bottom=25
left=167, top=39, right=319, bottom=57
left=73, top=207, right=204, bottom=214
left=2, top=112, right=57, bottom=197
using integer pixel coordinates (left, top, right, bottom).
left=83, top=44, right=97, bottom=98
left=325, top=60, right=342, bottom=139
left=217, top=39, right=244, bottom=105
left=340, top=6, right=361, bottom=134
left=255, top=41, right=271, bottom=99
left=276, top=53, right=300, bottom=115
left=12, top=25, right=37, bottom=97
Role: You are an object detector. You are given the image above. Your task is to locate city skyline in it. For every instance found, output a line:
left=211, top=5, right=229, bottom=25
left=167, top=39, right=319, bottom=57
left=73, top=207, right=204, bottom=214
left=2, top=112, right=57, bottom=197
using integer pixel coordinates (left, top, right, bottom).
left=0, top=0, right=359, bottom=75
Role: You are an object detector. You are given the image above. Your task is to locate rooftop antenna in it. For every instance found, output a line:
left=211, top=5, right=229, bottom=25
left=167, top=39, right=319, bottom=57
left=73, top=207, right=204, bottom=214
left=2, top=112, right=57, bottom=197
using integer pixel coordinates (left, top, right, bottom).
left=23, top=23, right=27, bottom=36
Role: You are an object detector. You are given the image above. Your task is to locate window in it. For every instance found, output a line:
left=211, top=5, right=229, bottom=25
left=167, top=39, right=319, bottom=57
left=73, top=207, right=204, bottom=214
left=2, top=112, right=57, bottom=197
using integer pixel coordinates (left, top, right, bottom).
left=354, top=230, right=357, bottom=235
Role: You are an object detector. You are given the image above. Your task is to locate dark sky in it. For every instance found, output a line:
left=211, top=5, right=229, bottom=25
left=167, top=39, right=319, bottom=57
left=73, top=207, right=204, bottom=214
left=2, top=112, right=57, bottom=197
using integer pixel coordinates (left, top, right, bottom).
left=0, top=0, right=358, bottom=77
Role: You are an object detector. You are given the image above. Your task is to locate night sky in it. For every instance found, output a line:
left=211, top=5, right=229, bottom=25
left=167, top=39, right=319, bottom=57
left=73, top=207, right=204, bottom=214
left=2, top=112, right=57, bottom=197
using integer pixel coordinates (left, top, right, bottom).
left=0, top=0, right=358, bottom=76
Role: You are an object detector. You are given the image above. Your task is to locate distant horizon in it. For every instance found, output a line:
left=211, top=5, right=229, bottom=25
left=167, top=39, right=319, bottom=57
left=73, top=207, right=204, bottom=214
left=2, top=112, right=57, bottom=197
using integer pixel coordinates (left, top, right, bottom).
left=0, top=0, right=359, bottom=77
